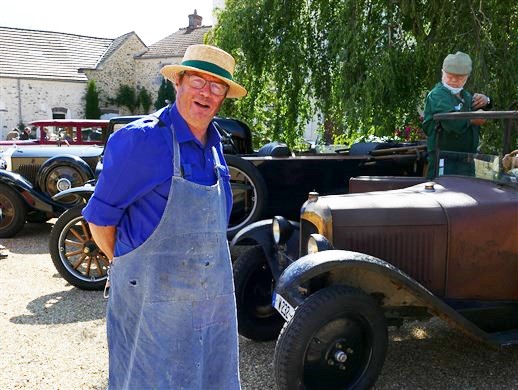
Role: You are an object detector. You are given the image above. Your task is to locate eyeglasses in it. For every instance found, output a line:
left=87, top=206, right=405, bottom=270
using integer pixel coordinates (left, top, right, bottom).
left=184, top=72, right=229, bottom=96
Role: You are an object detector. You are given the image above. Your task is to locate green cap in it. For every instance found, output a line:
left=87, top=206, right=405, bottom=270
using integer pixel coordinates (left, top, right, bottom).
left=442, top=51, right=472, bottom=75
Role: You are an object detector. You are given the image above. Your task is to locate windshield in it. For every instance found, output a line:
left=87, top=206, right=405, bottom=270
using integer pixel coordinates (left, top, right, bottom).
left=437, top=150, right=518, bottom=187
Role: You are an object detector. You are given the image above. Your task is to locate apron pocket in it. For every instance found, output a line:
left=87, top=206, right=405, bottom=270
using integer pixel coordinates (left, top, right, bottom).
left=192, top=294, right=237, bottom=330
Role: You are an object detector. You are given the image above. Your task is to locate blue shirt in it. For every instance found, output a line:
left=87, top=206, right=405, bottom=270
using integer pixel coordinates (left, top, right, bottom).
left=82, top=104, right=232, bottom=256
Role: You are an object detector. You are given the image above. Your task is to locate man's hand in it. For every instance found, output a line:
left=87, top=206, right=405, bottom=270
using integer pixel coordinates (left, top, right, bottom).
left=88, top=223, right=116, bottom=261
left=472, top=93, right=490, bottom=110
left=470, top=118, right=486, bottom=126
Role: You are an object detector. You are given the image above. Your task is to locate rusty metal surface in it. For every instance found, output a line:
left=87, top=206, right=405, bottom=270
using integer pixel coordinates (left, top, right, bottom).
left=428, top=176, right=518, bottom=300
left=301, top=176, right=518, bottom=300
left=349, top=176, right=428, bottom=193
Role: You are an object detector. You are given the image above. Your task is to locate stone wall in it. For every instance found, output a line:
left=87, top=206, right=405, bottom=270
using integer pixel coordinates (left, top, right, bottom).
left=0, top=77, right=86, bottom=139
left=135, top=55, right=183, bottom=112
left=83, top=34, right=147, bottom=116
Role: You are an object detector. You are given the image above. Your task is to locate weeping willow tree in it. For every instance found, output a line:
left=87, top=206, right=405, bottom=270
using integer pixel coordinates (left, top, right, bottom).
left=208, top=0, right=517, bottom=150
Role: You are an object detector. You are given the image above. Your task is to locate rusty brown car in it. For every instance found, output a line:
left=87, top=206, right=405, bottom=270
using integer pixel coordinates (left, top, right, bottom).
left=239, top=111, right=517, bottom=389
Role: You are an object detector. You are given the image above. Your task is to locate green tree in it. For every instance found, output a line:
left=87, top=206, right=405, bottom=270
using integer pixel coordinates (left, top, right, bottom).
left=85, top=80, right=101, bottom=119
left=155, top=78, right=176, bottom=110
left=138, top=87, right=153, bottom=114
left=116, top=84, right=138, bottom=114
left=209, top=0, right=517, bottom=150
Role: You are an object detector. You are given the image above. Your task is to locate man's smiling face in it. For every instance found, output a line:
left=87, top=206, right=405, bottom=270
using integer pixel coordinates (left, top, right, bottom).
left=174, top=71, right=226, bottom=135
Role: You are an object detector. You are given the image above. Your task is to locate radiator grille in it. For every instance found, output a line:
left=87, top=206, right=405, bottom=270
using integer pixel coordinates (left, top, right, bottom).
left=335, top=226, right=438, bottom=285
left=15, top=164, right=39, bottom=185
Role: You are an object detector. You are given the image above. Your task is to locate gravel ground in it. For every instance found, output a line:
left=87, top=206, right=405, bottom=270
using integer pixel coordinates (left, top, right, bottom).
left=1, top=221, right=517, bottom=389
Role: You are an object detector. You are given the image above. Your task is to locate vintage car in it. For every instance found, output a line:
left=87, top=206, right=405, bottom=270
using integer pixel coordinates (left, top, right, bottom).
left=0, top=119, right=108, bottom=147
left=233, top=111, right=517, bottom=389
left=48, top=130, right=428, bottom=290
left=0, top=117, right=141, bottom=238
left=0, top=114, right=252, bottom=239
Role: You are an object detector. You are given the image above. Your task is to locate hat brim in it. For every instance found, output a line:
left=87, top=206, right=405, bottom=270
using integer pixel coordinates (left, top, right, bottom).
left=160, top=64, right=247, bottom=99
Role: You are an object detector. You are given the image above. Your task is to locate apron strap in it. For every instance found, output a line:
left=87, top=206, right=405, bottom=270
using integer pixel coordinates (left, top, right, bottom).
left=170, top=123, right=182, bottom=177
left=212, top=146, right=225, bottom=179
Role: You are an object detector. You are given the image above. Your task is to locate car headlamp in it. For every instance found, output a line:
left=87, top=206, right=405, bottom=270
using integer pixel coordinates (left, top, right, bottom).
left=307, top=234, right=333, bottom=254
left=272, top=216, right=293, bottom=245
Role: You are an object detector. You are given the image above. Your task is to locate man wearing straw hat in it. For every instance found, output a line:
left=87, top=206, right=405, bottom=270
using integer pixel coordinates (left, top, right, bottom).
left=83, top=44, right=246, bottom=389
left=423, top=51, right=492, bottom=178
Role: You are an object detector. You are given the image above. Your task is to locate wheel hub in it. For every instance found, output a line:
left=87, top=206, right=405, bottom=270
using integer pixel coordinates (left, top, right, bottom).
left=83, top=240, right=99, bottom=255
left=327, top=339, right=353, bottom=370
left=56, top=178, right=72, bottom=192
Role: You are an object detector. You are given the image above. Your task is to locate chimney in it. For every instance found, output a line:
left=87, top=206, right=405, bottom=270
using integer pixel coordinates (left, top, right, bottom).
left=188, top=9, right=203, bottom=28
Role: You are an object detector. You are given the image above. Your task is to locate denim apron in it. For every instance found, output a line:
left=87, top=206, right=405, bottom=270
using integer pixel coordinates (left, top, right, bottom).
left=106, top=123, right=240, bottom=389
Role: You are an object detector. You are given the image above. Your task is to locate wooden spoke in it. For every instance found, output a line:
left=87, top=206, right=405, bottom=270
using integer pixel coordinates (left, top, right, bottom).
left=64, top=239, right=82, bottom=247
left=69, top=227, right=86, bottom=243
left=72, top=254, right=87, bottom=270
left=80, top=220, right=90, bottom=239
left=84, top=256, right=92, bottom=276
left=92, top=257, right=106, bottom=277
left=65, top=248, right=84, bottom=257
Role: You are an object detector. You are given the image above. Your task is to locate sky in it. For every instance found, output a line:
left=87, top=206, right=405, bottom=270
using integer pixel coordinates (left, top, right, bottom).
left=0, top=0, right=217, bottom=45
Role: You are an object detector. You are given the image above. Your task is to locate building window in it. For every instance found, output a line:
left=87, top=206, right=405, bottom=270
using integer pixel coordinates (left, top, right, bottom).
left=52, top=107, right=67, bottom=119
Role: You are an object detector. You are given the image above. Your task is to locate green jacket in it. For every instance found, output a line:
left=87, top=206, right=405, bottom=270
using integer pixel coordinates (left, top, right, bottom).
left=423, top=82, right=480, bottom=153
left=423, top=82, right=480, bottom=178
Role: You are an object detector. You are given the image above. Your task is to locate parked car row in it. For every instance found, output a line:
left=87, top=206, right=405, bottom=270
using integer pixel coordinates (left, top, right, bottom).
left=45, top=126, right=428, bottom=290
left=0, top=114, right=250, bottom=238
left=8, top=110, right=515, bottom=389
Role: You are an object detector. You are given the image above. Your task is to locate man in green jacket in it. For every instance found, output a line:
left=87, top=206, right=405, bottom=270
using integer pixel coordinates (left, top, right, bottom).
left=423, top=51, right=492, bottom=178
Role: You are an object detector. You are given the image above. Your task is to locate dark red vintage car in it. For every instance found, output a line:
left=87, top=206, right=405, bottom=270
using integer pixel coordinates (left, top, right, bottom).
left=0, top=119, right=108, bottom=147
left=230, top=111, right=517, bottom=389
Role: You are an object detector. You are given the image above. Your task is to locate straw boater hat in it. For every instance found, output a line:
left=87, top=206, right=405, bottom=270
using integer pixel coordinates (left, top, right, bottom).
left=160, top=44, right=247, bottom=99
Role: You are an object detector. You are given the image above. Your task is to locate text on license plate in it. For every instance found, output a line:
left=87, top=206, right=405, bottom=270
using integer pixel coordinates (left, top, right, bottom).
left=273, top=293, right=296, bottom=322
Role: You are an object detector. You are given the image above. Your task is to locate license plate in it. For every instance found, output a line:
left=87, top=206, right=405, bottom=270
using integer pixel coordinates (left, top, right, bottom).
left=273, top=293, right=296, bottom=322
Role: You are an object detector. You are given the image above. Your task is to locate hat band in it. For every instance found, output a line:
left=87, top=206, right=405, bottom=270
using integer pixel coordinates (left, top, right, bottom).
left=181, top=60, right=233, bottom=81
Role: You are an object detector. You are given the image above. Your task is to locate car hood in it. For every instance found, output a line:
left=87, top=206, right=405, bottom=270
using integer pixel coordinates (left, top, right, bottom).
left=321, top=176, right=517, bottom=227
left=1, top=145, right=103, bottom=158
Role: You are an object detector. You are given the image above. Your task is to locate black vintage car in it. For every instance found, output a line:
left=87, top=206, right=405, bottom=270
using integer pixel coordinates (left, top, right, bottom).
left=48, top=114, right=428, bottom=290
left=231, top=111, right=517, bottom=389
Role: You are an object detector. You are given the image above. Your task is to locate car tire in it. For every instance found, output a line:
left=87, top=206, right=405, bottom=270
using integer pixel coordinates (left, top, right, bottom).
left=0, top=184, right=27, bottom=238
left=49, top=207, right=108, bottom=290
left=225, top=155, right=268, bottom=237
left=26, top=211, right=51, bottom=223
left=233, top=245, right=284, bottom=341
left=274, top=285, right=388, bottom=390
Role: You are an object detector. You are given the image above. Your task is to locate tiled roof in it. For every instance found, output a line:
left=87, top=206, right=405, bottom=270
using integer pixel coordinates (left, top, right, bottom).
left=0, top=26, right=113, bottom=81
left=93, top=32, right=145, bottom=69
left=137, top=26, right=212, bottom=59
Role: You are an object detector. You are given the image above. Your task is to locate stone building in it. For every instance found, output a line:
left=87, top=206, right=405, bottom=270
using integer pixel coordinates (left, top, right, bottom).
left=0, top=11, right=211, bottom=139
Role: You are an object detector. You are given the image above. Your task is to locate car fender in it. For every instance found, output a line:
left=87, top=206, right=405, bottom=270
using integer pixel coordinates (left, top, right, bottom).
left=0, top=170, right=67, bottom=214
left=276, top=249, right=499, bottom=346
left=52, top=184, right=95, bottom=203
left=37, top=155, right=94, bottom=191
left=230, top=218, right=300, bottom=278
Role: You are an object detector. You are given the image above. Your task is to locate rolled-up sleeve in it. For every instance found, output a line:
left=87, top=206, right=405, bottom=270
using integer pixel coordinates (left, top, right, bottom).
left=82, top=122, right=171, bottom=226
left=82, top=193, right=125, bottom=226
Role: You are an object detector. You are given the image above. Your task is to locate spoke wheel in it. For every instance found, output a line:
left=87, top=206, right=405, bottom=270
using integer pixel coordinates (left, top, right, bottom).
left=225, top=155, right=267, bottom=238
left=44, top=165, right=88, bottom=204
left=49, top=207, right=108, bottom=290
left=0, top=184, right=27, bottom=238
left=233, top=245, right=284, bottom=341
left=274, top=285, right=388, bottom=390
